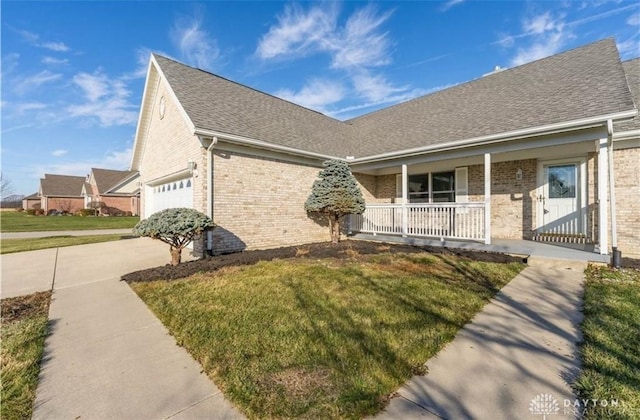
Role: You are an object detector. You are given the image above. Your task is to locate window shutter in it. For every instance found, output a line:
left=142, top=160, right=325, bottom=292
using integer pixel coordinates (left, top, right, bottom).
left=455, top=167, right=468, bottom=203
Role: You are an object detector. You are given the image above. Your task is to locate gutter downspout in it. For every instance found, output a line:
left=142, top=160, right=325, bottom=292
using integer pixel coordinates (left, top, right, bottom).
left=607, top=120, right=621, bottom=267
left=206, top=137, right=218, bottom=254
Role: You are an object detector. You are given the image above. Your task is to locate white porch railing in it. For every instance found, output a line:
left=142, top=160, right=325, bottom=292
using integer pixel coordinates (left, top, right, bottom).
left=350, top=203, right=486, bottom=241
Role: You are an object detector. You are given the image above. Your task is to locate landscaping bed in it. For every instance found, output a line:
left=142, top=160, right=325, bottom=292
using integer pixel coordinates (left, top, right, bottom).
left=123, top=239, right=522, bottom=282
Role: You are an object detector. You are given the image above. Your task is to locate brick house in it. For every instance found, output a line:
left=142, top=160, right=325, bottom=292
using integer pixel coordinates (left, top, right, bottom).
left=22, top=192, right=40, bottom=210
left=82, top=168, right=140, bottom=216
left=131, top=39, right=640, bottom=258
left=38, top=174, right=86, bottom=213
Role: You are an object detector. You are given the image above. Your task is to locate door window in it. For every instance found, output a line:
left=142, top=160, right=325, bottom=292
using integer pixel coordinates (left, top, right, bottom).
left=548, top=165, right=576, bottom=199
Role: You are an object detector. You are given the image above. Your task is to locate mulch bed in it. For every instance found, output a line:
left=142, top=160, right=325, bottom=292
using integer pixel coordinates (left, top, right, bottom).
left=621, top=257, right=640, bottom=270
left=122, top=240, right=523, bottom=283
left=1, top=291, right=52, bottom=324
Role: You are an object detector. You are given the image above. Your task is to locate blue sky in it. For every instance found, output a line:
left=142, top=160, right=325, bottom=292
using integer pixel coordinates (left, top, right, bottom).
left=2, top=1, right=639, bottom=195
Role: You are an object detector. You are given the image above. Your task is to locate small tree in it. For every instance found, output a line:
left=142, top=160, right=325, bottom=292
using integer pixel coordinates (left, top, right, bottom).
left=305, top=159, right=365, bottom=244
left=133, top=208, right=215, bottom=265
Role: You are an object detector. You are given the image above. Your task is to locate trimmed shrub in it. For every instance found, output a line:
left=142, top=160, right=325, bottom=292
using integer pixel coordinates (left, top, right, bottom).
left=133, top=208, right=214, bottom=265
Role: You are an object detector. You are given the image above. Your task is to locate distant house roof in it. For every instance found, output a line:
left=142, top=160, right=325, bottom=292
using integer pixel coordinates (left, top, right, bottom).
left=23, top=192, right=39, bottom=199
left=40, top=174, right=85, bottom=197
left=91, top=168, right=138, bottom=194
left=615, top=58, right=640, bottom=133
left=150, top=38, right=637, bottom=160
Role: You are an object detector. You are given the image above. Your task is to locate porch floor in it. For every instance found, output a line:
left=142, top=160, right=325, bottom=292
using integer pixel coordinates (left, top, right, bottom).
left=350, top=233, right=610, bottom=263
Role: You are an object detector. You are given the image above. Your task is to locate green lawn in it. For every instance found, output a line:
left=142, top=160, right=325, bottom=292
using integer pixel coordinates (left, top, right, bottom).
left=573, top=265, right=640, bottom=419
left=131, top=252, right=523, bottom=419
left=1, top=291, right=52, bottom=420
left=0, top=211, right=138, bottom=232
left=1, top=234, right=130, bottom=254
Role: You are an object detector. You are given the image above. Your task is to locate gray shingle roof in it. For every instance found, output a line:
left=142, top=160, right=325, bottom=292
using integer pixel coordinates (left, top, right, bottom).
left=154, top=38, right=637, bottom=159
left=91, top=168, right=137, bottom=194
left=24, top=192, right=39, bottom=199
left=154, top=55, right=355, bottom=157
left=347, top=39, right=636, bottom=156
left=40, top=174, right=85, bottom=197
left=614, top=58, right=640, bottom=133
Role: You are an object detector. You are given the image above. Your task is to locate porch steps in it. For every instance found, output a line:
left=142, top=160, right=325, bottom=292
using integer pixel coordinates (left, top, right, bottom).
left=532, top=233, right=592, bottom=244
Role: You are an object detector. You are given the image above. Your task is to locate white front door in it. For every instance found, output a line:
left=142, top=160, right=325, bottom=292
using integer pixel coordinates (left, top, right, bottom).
left=538, top=161, right=585, bottom=236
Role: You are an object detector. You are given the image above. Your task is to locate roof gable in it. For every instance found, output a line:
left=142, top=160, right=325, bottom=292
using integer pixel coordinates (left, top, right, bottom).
left=614, top=58, right=640, bottom=133
left=91, top=168, right=138, bottom=194
left=40, top=174, right=85, bottom=197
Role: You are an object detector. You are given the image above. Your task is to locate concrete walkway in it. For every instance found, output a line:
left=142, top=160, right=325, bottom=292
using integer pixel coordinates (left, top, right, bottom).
left=1, top=239, right=244, bottom=419
left=1, top=228, right=133, bottom=239
left=374, top=257, right=586, bottom=420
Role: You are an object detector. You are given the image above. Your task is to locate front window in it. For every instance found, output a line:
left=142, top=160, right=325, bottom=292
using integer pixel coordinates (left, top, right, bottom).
left=406, top=171, right=455, bottom=203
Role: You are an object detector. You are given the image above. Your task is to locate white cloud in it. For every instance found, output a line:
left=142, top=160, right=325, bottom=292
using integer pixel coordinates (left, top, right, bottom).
left=522, top=12, right=559, bottom=35
left=16, top=29, right=71, bottom=53
left=257, top=4, right=392, bottom=71
left=171, top=15, right=220, bottom=70
left=67, top=71, right=137, bottom=126
left=627, top=13, right=640, bottom=26
left=40, top=41, right=70, bottom=52
left=42, top=56, right=69, bottom=65
left=503, top=11, right=574, bottom=67
left=14, top=102, right=47, bottom=115
left=1, top=53, right=20, bottom=78
left=51, top=149, right=68, bottom=157
left=73, top=72, right=110, bottom=102
left=275, top=79, right=345, bottom=111
left=34, top=148, right=133, bottom=179
left=256, top=3, right=338, bottom=60
left=617, top=37, right=640, bottom=58
left=351, top=71, right=407, bottom=102
left=330, top=6, right=393, bottom=70
left=14, top=70, right=62, bottom=94
left=441, top=0, right=465, bottom=12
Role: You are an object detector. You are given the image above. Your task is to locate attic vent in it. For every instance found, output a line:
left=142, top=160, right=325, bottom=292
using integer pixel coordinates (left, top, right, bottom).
left=482, top=65, right=506, bottom=77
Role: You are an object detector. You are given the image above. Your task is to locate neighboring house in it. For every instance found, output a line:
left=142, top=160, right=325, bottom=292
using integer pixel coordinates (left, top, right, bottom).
left=83, top=168, right=140, bottom=215
left=39, top=174, right=86, bottom=213
left=22, top=192, right=40, bottom=209
left=131, top=39, right=640, bottom=258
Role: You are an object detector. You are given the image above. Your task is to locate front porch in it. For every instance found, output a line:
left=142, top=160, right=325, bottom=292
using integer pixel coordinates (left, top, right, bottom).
left=350, top=124, right=618, bottom=257
left=349, top=232, right=610, bottom=263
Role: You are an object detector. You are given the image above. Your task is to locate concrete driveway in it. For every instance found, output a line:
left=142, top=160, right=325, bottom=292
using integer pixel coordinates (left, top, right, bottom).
left=1, top=238, right=244, bottom=419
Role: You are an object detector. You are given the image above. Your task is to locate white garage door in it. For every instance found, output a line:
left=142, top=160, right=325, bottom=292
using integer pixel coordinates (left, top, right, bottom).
left=146, top=177, right=193, bottom=216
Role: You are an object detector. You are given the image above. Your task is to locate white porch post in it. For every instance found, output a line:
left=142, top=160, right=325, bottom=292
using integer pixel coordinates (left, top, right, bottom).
left=597, top=137, right=609, bottom=255
left=402, top=164, right=408, bottom=237
left=484, top=153, right=492, bottom=245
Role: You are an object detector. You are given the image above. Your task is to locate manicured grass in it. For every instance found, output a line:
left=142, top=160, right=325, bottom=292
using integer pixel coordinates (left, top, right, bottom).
left=1, top=234, right=129, bottom=254
left=0, top=211, right=138, bottom=232
left=131, top=252, right=523, bottom=418
left=1, top=291, right=52, bottom=420
left=574, top=265, right=640, bottom=419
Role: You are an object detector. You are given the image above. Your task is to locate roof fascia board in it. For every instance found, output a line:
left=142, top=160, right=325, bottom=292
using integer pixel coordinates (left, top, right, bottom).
left=351, top=110, right=637, bottom=165
left=130, top=59, right=156, bottom=170
left=351, top=125, right=607, bottom=173
left=145, top=168, right=192, bottom=186
left=211, top=141, right=327, bottom=168
left=612, top=129, right=640, bottom=142
left=194, top=128, right=338, bottom=162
